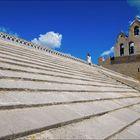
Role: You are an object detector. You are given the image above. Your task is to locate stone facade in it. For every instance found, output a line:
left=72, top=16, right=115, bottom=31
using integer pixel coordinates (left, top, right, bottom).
left=99, top=17, right=140, bottom=80
left=114, top=17, right=140, bottom=57
left=99, top=58, right=140, bottom=80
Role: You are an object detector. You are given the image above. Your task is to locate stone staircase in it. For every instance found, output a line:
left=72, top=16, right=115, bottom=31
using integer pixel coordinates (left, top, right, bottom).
left=0, top=32, right=140, bottom=139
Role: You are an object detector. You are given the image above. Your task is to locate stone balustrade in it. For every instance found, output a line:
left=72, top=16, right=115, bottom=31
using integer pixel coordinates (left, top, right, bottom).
left=0, top=32, right=86, bottom=64
left=110, top=55, right=140, bottom=64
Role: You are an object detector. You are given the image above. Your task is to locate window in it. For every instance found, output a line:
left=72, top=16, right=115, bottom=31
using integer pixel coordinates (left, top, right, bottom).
left=129, top=42, right=134, bottom=55
left=134, top=26, right=139, bottom=35
left=120, top=43, right=124, bottom=56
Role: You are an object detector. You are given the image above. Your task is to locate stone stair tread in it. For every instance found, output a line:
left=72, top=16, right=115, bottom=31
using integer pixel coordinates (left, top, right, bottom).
left=0, top=49, right=102, bottom=77
left=0, top=90, right=139, bottom=109
left=0, top=62, right=111, bottom=84
left=20, top=105, right=140, bottom=140
left=0, top=44, right=83, bottom=64
left=111, top=120, right=140, bottom=139
left=0, top=58, right=115, bottom=82
left=0, top=79, right=137, bottom=92
left=0, top=69, right=130, bottom=88
left=0, top=99, right=139, bottom=139
left=0, top=47, right=100, bottom=74
left=113, top=98, right=140, bottom=106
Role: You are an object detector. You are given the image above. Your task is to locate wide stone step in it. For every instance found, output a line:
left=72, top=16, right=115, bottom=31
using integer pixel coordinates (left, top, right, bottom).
left=0, top=91, right=139, bottom=110
left=99, top=67, right=140, bottom=92
left=0, top=49, right=101, bottom=77
left=110, top=104, right=140, bottom=139
left=0, top=52, right=107, bottom=79
left=0, top=45, right=97, bottom=74
left=0, top=48, right=101, bottom=76
left=0, top=69, right=131, bottom=88
left=99, top=65, right=139, bottom=83
left=0, top=98, right=140, bottom=139
left=0, top=67, right=117, bottom=89
left=0, top=58, right=98, bottom=81
left=0, top=43, right=107, bottom=79
left=0, top=79, right=137, bottom=92
left=110, top=120, right=140, bottom=139
left=23, top=104, right=140, bottom=140
left=0, top=61, right=119, bottom=84
left=0, top=43, right=90, bottom=66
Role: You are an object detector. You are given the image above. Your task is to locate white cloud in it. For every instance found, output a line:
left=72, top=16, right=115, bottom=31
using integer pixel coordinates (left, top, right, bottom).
left=101, top=46, right=114, bottom=57
left=127, top=0, right=140, bottom=13
left=0, top=26, right=19, bottom=37
left=32, top=31, right=62, bottom=49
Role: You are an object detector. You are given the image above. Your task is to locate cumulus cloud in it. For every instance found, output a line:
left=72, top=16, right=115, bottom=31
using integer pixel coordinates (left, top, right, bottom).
left=101, top=46, right=114, bottom=57
left=127, top=0, right=140, bottom=13
left=31, top=31, right=62, bottom=49
left=0, top=26, right=19, bottom=37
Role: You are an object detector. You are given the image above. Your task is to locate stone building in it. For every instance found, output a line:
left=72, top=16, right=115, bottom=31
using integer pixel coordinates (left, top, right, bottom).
left=98, top=16, right=140, bottom=80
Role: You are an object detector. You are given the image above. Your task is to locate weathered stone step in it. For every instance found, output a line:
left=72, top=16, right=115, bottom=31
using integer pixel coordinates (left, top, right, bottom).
left=0, top=62, right=119, bottom=85
left=0, top=51, right=109, bottom=82
left=24, top=104, right=140, bottom=140
left=99, top=66, right=140, bottom=92
left=0, top=49, right=101, bottom=78
left=110, top=104, right=140, bottom=139
left=99, top=65, right=139, bottom=82
left=0, top=59, right=99, bottom=83
left=0, top=98, right=139, bottom=139
left=0, top=48, right=100, bottom=76
left=0, top=52, right=95, bottom=77
left=129, top=104, right=140, bottom=113
left=0, top=43, right=107, bottom=79
left=0, top=90, right=139, bottom=110
left=110, top=119, right=140, bottom=139
left=0, top=69, right=131, bottom=88
left=0, top=79, right=136, bottom=92
left=0, top=65, right=120, bottom=86
left=0, top=45, right=97, bottom=75
left=0, top=55, right=113, bottom=83
left=0, top=58, right=116, bottom=82
left=0, top=42, right=90, bottom=67
left=1, top=90, right=139, bottom=99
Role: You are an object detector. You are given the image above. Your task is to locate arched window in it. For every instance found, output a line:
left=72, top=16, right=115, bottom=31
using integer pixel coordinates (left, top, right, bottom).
left=134, top=26, right=139, bottom=35
left=129, top=42, right=134, bottom=55
left=120, top=43, right=124, bottom=56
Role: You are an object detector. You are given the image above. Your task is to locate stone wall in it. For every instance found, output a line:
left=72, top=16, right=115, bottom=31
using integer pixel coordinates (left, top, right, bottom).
left=98, top=56, right=140, bottom=80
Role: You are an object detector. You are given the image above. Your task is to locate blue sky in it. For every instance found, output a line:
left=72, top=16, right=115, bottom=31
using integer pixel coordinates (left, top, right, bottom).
left=0, top=0, right=139, bottom=63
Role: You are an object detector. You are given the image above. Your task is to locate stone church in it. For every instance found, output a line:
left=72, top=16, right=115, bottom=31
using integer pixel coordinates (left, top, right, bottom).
left=98, top=16, right=140, bottom=80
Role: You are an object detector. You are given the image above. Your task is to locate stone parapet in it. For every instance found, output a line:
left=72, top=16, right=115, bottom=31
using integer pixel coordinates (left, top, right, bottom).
left=111, top=55, right=140, bottom=64
left=0, top=32, right=86, bottom=64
